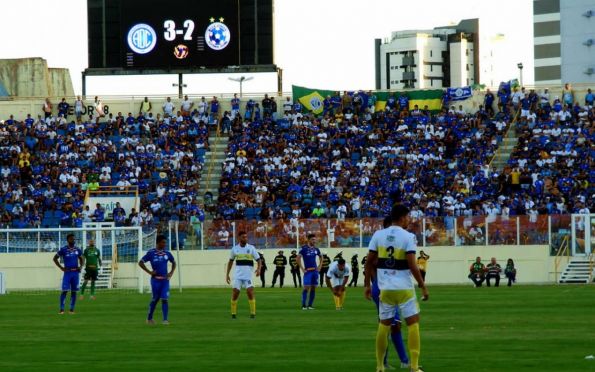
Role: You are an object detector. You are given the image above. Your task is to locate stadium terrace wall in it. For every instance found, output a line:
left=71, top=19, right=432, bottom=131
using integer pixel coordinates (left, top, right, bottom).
left=0, top=85, right=592, bottom=119
left=0, top=245, right=556, bottom=291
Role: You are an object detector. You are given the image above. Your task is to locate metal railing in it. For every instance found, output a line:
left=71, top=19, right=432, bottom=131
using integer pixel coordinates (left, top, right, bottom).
left=589, top=252, right=595, bottom=284
left=554, top=236, right=570, bottom=283
left=161, top=214, right=565, bottom=251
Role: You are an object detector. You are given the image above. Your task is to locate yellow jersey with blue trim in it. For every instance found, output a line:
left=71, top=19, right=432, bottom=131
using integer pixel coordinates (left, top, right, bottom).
left=230, top=244, right=260, bottom=280
left=368, top=226, right=416, bottom=290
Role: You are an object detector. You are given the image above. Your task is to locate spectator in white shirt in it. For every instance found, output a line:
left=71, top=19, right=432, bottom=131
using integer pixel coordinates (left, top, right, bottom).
left=162, top=97, right=175, bottom=117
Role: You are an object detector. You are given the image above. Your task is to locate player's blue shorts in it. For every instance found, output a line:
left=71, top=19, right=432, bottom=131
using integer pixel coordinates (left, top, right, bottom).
left=151, top=278, right=170, bottom=300
left=372, top=279, right=401, bottom=324
left=303, top=270, right=319, bottom=286
left=62, top=271, right=80, bottom=291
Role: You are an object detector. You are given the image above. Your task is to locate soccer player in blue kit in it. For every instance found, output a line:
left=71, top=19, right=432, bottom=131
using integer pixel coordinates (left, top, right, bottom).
left=297, top=233, right=322, bottom=310
left=53, top=233, right=83, bottom=314
left=370, top=217, right=410, bottom=370
left=139, top=235, right=177, bottom=325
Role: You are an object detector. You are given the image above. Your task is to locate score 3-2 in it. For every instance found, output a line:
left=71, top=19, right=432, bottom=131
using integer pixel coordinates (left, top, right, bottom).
left=163, top=20, right=195, bottom=41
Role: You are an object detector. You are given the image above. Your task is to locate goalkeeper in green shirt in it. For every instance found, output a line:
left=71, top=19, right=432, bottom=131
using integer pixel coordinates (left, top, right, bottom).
left=80, top=240, right=102, bottom=300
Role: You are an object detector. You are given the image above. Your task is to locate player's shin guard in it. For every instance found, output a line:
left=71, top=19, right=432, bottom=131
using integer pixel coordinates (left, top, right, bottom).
left=162, top=300, right=169, bottom=321
left=90, top=281, right=96, bottom=296
left=391, top=327, right=409, bottom=364
left=407, top=322, right=421, bottom=370
left=70, top=291, right=77, bottom=311
left=231, top=300, right=238, bottom=315
left=248, top=299, right=256, bottom=315
left=80, top=281, right=87, bottom=294
left=301, top=290, right=308, bottom=307
left=376, top=323, right=391, bottom=370
left=307, top=290, right=316, bottom=307
left=148, top=299, right=158, bottom=320
left=339, top=290, right=346, bottom=307
left=59, top=291, right=67, bottom=311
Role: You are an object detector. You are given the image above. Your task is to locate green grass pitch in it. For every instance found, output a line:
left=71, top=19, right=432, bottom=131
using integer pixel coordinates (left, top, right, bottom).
left=1, top=285, right=594, bottom=371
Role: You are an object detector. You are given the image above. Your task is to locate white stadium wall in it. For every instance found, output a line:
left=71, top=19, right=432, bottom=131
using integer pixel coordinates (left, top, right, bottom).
left=0, top=245, right=558, bottom=291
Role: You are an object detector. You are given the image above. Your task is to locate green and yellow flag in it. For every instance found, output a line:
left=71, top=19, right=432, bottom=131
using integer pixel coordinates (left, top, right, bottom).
left=292, top=86, right=444, bottom=114
left=374, top=92, right=389, bottom=112
left=373, top=90, right=443, bottom=112
left=408, top=89, right=443, bottom=111
left=292, top=85, right=334, bottom=115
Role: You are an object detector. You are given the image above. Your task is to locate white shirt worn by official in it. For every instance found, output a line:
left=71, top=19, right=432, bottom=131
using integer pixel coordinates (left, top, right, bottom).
left=326, top=261, right=351, bottom=287
left=229, top=243, right=260, bottom=289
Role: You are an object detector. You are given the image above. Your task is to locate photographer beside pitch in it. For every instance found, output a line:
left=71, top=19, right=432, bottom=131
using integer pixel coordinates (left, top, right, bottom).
left=365, top=204, right=429, bottom=372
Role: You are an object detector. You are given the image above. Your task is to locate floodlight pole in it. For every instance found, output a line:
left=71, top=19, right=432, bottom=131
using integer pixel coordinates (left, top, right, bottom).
left=229, top=76, right=254, bottom=98
left=178, top=73, right=183, bottom=99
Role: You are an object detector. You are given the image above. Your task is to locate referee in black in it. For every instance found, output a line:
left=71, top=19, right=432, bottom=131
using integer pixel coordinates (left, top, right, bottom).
left=348, top=253, right=359, bottom=287
left=289, top=250, right=302, bottom=288
left=271, top=250, right=287, bottom=288
left=259, top=252, right=267, bottom=288
left=319, top=252, right=331, bottom=287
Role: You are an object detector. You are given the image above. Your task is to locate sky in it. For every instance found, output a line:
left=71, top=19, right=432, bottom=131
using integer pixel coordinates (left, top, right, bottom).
left=0, top=0, right=534, bottom=96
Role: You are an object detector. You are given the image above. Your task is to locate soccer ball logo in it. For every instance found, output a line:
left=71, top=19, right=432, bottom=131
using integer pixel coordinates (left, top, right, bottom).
left=174, top=44, right=189, bottom=59
left=205, top=19, right=231, bottom=51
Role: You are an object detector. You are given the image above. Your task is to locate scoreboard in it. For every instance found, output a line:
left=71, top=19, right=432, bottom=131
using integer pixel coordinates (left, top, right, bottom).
left=87, top=0, right=274, bottom=70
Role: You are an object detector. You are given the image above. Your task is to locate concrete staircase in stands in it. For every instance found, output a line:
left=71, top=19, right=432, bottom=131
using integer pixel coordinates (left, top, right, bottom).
left=558, top=257, right=595, bottom=284
left=198, top=134, right=229, bottom=203
left=491, top=131, right=519, bottom=171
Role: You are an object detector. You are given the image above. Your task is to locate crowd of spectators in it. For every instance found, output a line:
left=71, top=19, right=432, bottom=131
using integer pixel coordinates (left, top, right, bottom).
left=215, top=86, right=593, bottom=227
left=0, top=85, right=593, bottom=235
left=0, top=95, right=212, bottom=229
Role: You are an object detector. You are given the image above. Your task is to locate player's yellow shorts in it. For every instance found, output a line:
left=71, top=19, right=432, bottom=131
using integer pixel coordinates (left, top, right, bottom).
left=379, top=289, right=419, bottom=321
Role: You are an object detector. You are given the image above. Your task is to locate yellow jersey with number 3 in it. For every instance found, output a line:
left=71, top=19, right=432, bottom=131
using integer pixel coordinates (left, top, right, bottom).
left=368, top=226, right=416, bottom=290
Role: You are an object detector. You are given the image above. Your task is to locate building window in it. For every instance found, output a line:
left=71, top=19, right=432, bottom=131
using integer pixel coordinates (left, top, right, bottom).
left=430, top=50, right=433, bottom=57
left=430, top=65, right=433, bottom=72
left=466, top=78, right=470, bottom=85
left=466, top=64, right=469, bottom=71
left=466, top=49, right=469, bottom=56
left=430, top=80, right=433, bottom=87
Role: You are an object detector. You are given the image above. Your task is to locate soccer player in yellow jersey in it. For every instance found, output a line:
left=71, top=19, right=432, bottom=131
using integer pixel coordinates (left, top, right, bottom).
left=365, top=204, right=429, bottom=372
left=226, top=231, right=262, bottom=319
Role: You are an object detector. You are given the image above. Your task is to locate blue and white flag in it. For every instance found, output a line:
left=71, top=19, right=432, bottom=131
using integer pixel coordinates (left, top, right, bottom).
left=446, top=86, right=473, bottom=101
left=446, top=87, right=473, bottom=101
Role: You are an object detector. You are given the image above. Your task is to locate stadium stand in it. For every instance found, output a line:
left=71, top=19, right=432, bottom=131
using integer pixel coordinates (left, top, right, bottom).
left=0, top=87, right=592, bottom=250
left=0, top=104, right=210, bottom=229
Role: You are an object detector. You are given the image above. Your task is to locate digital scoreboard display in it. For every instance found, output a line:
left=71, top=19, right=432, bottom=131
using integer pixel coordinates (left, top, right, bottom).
left=122, top=0, right=240, bottom=68
left=88, top=0, right=274, bottom=70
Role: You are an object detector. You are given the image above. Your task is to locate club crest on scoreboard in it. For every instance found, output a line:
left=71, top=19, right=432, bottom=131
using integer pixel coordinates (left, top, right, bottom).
left=127, top=23, right=157, bottom=54
left=205, top=17, right=230, bottom=51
